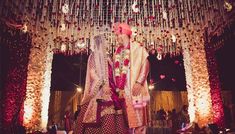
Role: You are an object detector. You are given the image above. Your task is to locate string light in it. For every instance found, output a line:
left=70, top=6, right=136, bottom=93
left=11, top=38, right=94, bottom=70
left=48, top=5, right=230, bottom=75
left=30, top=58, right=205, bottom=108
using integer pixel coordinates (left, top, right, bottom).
left=76, top=87, right=82, bottom=93
left=148, top=84, right=154, bottom=90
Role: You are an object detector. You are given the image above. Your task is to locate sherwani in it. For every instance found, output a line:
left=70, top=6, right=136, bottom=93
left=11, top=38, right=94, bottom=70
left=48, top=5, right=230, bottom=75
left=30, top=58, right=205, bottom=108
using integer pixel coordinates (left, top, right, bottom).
left=121, top=41, right=150, bottom=129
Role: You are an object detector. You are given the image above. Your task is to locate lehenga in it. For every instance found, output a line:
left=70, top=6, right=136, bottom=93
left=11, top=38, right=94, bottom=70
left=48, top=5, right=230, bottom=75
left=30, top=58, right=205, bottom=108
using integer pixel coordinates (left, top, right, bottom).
left=74, top=35, right=128, bottom=134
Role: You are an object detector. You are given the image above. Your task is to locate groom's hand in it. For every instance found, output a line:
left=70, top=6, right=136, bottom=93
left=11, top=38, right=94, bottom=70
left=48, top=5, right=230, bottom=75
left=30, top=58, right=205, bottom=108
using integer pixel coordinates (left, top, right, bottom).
left=132, top=83, right=142, bottom=96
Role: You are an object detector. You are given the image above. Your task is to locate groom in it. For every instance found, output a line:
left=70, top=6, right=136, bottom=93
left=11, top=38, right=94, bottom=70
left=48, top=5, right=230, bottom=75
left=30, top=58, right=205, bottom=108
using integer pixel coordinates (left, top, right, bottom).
left=113, top=23, right=150, bottom=133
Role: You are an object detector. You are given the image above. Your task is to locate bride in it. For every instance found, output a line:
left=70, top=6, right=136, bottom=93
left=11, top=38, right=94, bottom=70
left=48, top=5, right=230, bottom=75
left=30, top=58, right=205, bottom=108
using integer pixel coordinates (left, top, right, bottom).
left=74, top=34, right=128, bottom=134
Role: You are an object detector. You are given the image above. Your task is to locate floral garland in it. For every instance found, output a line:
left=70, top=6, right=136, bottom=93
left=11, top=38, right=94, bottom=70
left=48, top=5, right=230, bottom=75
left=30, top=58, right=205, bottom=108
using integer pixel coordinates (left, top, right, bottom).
left=114, top=44, right=130, bottom=92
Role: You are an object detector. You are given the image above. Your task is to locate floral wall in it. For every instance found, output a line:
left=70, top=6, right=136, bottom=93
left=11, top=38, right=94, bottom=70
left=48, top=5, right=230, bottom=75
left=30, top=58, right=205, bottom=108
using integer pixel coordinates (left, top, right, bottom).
left=182, top=29, right=213, bottom=127
left=23, top=23, right=54, bottom=132
left=0, top=22, right=31, bottom=132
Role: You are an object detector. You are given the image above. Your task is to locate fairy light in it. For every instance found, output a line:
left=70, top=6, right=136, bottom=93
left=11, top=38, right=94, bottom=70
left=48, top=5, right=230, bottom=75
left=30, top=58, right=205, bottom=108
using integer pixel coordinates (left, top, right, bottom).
left=148, top=84, right=154, bottom=90
left=76, top=87, right=83, bottom=93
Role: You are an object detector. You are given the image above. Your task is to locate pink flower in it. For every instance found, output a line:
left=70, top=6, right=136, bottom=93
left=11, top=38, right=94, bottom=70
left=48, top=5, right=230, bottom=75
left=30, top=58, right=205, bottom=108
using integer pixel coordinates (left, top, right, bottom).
left=123, top=59, right=129, bottom=66
left=174, top=60, right=179, bottom=64
left=116, top=46, right=123, bottom=54
left=150, top=79, right=154, bottom=84
left=126, top=44, right=130, bottom=49
left=115, top=61, right=120, bottom=68
left=121, top=73, right=127, bottom=79
left=160, top=74, right=165, bottom=79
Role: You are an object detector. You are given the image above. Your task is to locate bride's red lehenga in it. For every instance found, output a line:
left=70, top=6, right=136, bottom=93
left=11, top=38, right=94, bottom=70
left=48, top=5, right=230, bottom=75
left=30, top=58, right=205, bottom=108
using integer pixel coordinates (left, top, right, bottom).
left=74, top=35, right=129, bottom=134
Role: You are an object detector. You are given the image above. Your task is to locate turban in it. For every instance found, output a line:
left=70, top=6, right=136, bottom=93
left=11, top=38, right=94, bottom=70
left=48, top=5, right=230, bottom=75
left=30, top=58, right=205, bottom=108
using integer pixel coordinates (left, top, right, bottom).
left=113, top=23, right=132, bottom=36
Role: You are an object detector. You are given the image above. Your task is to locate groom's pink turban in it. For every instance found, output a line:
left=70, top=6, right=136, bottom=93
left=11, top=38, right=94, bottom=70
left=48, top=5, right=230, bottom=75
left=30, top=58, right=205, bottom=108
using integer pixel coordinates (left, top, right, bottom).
left=113, top=23, right=132, bottom=36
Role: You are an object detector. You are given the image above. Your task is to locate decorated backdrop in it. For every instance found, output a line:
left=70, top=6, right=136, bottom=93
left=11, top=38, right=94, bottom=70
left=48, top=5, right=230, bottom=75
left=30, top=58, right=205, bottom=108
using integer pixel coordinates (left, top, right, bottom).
left=0, top=0, right=234, bottom=132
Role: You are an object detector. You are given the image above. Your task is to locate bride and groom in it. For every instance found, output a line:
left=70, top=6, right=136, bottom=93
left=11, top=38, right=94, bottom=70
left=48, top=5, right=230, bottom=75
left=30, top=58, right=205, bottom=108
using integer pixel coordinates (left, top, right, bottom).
left=75, top=23, right=150, bottom=134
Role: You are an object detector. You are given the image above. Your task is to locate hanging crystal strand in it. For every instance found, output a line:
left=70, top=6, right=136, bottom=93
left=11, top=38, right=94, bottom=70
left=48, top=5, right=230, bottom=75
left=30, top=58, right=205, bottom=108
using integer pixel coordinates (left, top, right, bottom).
left=99, top=0, right=101, bottom=26
left=127, top=0, right=130, bottom=25
left=119, top=0, right=121, bottom=23
left=185, top=0, right=189, bottom=25
left=162, top=0, right=165, bottom=29
left=192, top=0, right=195, bottom=26
left=167, top=0, right=170, bottom=28
left=208, top=0, right=212, bottom=24
left=120, top=0, right=123, bottom=23
left=184, top=0, right=190, bottom=25
left=185, top=0, right=190, bottom=25
left=175, top=0, right=179, bottom=28
left=201, top=0, right=204, bottom=26
left=168, top=0, right=172, bottom=28
left=164, top=0, right=167, bottom=29
left=89, top=0, right=93, bottom=30
left=202, top=0, right=207, bottom=26
left=105, top=0, right=108, bottom=26
left=210, top=0, right=214, bottom=22
left=102, top=0, right=104, bottom=26
left=121, top=0, right=124, bottom=23
left=203, top=0, right=207, bottom=25
left=182, top=0, right=186, bottom=27
left=173, top=0, right=177, bottom=28
left=152, top=0, right=155, bottom=27
left=78, top=0, right=82, bottom=29
left=51, top=0, right=56, bottom=27
left=159, top=0, right=163, bottom=29
left=199, top=0, right=203, bottom=25
left=192, top=0, right=196, bottom=25
left=155, top=0, right=158, bottom=27
left=196, top=0, right=199, bottom=25
left=113, top=0, right=116, bottom=23
left=148, top=0, right=151, bottom=27
left=178, top=0, right=182, bottom=27
left=118, top=0, right=121, bottom=22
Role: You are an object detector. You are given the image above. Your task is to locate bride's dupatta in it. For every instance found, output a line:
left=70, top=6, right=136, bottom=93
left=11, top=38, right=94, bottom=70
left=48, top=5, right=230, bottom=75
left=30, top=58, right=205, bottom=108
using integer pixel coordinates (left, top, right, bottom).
left=80, top=35, right=121, bottom=127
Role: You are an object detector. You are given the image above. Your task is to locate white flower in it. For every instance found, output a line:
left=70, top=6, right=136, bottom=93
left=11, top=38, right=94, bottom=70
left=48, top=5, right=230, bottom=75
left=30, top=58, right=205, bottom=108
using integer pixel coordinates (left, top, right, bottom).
left=125, top=50, right=130, bottom=54
left=124, top=55, right=129, bottom=59
left=115, top=69, right=120, bottom=75
left=115, top=55, right=121, bottom=59
left=122, top=70, right=127, bottom=74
